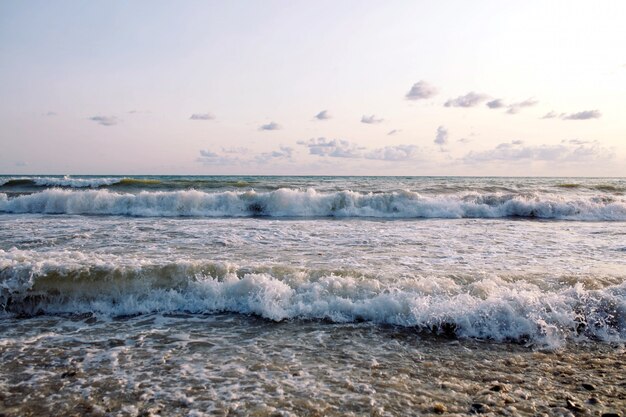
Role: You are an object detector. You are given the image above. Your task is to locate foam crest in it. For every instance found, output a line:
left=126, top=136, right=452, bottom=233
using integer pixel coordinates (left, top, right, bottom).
left=1, top=249, right=624, bottom=348
left=1, top=188, right=625, bottom=220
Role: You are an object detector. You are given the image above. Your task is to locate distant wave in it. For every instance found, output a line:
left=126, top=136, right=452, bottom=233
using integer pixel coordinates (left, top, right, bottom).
left=0, top=176, right=124, bottom=188
left=0, top=176, right=268, bottom=192
left=556, top=183, right=625, bottom=192
left=1, top=249, right=624, bottom=348
left=1, top=188, right=625, bottom=220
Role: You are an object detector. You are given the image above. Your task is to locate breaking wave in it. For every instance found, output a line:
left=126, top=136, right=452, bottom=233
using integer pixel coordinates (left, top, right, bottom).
left=1, top=188, right=626, bottom=220
left=1, top=249, right=624, bottom=348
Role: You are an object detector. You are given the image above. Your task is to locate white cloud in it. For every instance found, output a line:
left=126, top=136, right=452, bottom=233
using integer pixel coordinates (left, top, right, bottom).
left=562, top=110, right=601, bottom=120
left=298, top=138, right=364, bottom=158
left=364, top=145, right=421, bottom=161
left=387, top=129, right=400, bottom=136
left=541, top=111, right=559, bottom=119
left=487, top=98, right=538, bottom=113
left=298, top=138, right=424, bottom=161
left=198, top=146, right=293, bottom=166
left=486, top=99, right=505, bottom=109
left=221, top=146, right=250, bottom=154
left=506, top=98, right=538, bottom=114
left=190, top=113, right=215, bottom=120
left=405, top=80, right=438, bottom=100
left=361, top=114, right=384, bottom=124
left=541, top=110, right=601, bottom=120
left=89, top=116, right=118, bottom=126
left=314, top=110, right=331, bottom=120
left=259, top=121, right=282, bottom=130
left=434, top=126, right=448, bottom=146
left=197, top=150, right=241, bottom=165
left=444, top=92, right=489, bottom=108
left=463, top=140, right=613, bottom=163
left=256, top=146, right=294, bottom=163
left=563, top=139, right=591, bottom=145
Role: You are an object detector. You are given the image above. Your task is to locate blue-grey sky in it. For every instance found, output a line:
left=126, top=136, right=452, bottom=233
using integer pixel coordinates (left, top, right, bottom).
left=1, top=0, right=625, bottom=175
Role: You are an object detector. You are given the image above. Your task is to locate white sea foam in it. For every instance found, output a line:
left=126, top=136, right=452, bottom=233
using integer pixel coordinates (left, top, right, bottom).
left=2, top=249, right=624, bottom=348
left=1, top=188, right=625, bottom=220
left=35, top=176, right=124, bottom=187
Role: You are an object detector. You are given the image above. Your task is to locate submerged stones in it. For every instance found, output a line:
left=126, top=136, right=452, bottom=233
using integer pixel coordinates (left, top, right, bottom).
left=565, top=398, right=584, bottom=412
left=432, top=402, right=447, bottom=414
left=470, top=402, right=489, bottom=414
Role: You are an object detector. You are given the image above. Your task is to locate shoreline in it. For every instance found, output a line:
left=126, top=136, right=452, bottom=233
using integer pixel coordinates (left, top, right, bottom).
left=1, top=314, right=624, bottom=416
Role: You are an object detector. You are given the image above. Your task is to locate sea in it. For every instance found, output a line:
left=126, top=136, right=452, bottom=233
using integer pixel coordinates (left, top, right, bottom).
left=0, top=175, right=624, bottom=416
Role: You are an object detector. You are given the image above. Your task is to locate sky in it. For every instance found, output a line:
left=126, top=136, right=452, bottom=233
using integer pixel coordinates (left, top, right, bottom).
left=0, top=0, right=625, bottom=176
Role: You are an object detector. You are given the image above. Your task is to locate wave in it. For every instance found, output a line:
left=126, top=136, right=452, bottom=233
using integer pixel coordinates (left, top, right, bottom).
left=556, top=183, right=625, bottom=193
left=115, top=178, right=162, bottom=186
left=0, top=176, right=272, bottom=192
left=0, top=176, right=124, bottom=188
left=107, top=178, right=260, bottom=191
left=1, top=188, right=625, bottom=220
left=1, top=249, right=624, bottom=348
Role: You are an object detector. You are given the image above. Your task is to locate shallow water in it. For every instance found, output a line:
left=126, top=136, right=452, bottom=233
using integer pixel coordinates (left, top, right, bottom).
left=0, top=314, right=624, bottom=416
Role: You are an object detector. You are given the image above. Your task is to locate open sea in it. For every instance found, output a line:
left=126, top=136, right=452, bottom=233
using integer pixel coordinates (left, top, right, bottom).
left=0, top=175, right=625, bottom=416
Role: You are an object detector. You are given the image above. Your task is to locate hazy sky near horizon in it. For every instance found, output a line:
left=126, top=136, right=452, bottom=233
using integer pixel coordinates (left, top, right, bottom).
left=1, top=0, right=625, bottom=176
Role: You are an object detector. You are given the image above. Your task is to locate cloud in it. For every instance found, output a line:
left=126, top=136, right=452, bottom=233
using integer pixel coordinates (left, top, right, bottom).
left=298, top=138, right=365, bottom=158
left=89, top=116, right=118, bottom=126
left=562, top=110, right=601, bottom=120
left=14, top=161, right=27, bottom=167
left=190, top=113, right=215, bottom=121
left=405, top=80, right=438, bottom=100
left=486, top=99, right=505, bottom=109
left=221, top=146, right=250, bottom=154
left=562, top=139, right=591, bottom=145
left=434, top=126, right=448, bottom=146
left=197, top=149, right=241, bottom=165
left=259, top=121, right=282, bottom=131
left=541, top=111, right=559, bottom=119
left=463, top=140, right=613, bottom=164
left=364, top=145, right=421, bottom=161
left=444, top=92, right=489, bottom=108
left=199, top=150, right=219, bottom=158
left=45, top=111, right=57, bottom=116
left=361, top=115, right=384, bottom=124
left=297, top=138, right=423, bottom=161
left=506, top=98, right=538, bottom=114
left=256, top=146, right=294, bottom=163
left=487, top=98, right=538, bottom=113
left=314, top=110, right=331, bottom=120
left=198, top=146, right=295, bottom=166
left=458, top=138, right=471, bottom=144
left=387, top=129, right=400, bottom=136
left=541, top=110, right=601, bottom=120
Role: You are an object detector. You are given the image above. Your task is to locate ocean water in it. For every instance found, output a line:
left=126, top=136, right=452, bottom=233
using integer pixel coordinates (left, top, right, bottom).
left=0, top=176, right=625, bottom=416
